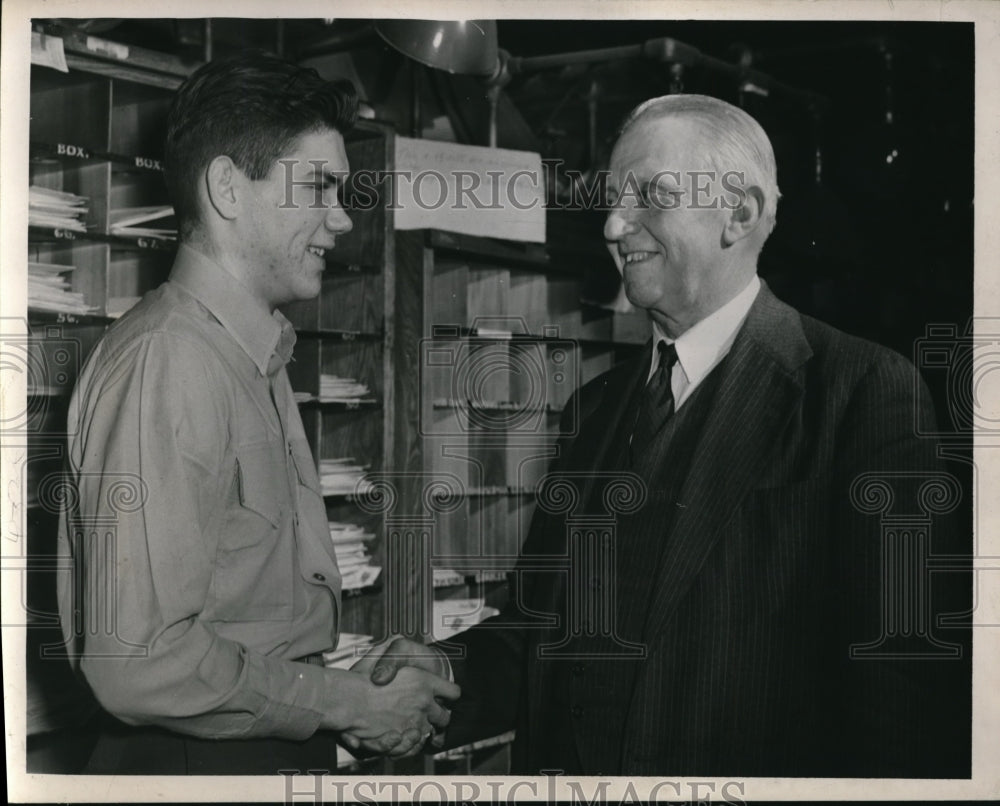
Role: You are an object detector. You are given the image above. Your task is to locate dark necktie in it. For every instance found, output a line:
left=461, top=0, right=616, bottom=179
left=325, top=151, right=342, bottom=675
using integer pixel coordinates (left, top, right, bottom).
left=632, top=341, right=679, bottom=449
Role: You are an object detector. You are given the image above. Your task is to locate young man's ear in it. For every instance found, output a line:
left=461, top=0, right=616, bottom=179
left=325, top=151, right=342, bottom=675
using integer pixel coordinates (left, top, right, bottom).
left=722, top=184, right=765, bottom=247
left=205, top=155, right=240, bottom=221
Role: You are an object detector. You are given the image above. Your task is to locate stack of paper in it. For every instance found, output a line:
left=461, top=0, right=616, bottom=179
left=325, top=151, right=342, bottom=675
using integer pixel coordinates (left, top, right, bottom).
left=329, top=521, right=381, bottom=590
left=320, top=374, right=372, bottom=402
left=27, top=261, right=96, bottom=315
left=319, top=458, right=374, bottom=496
left=432, top=598, right=500, bottom=642
left=109, top=205, right=177, bottom=240
left=322, top=632, right=375, bottom=670
left=29, top=186, right=88, bottom=231
left=292, top=377, right=372, bottom=404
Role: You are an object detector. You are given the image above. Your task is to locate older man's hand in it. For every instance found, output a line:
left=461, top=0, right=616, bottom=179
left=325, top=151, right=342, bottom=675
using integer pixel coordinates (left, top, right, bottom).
left=353, top=636, right=451, bottom=685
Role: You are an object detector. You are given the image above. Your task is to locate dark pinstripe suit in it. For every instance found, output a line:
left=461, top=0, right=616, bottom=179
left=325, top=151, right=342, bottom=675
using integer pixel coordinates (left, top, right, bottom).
left=443, top=282, right=969, bottom=777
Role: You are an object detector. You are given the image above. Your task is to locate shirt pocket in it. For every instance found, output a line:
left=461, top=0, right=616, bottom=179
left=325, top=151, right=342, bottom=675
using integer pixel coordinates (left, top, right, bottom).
left=289, top=440, right=329, bottom=541
left=233, top=445, right=284, bottom=542
left=210, top=442, right=293, bottom=621
left=289, top=439, right=322, bottom=496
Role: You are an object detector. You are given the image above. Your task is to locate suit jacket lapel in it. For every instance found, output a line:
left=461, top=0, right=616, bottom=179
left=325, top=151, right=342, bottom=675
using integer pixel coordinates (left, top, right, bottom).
left=521, top=346, right=648, bottom=624
left=640, top=284, right=812, bottom=643
left=569, top=343, right=650, bottom=510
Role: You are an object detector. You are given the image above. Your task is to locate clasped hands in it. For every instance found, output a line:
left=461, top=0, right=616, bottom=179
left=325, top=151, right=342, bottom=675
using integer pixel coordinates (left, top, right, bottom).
left=336, top=637, right=454, bottom=759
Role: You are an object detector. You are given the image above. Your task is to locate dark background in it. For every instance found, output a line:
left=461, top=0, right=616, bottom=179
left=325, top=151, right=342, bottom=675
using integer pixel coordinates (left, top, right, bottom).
left=95, top=18, right=975, bottom=386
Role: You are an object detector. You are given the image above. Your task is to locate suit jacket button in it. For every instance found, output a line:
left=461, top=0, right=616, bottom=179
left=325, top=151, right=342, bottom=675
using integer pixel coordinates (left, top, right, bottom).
left=313, top=573, right=326, bottom=582
left=572, top=663, right=585, bottom=676
left=571, top=705, right=584, bottom=718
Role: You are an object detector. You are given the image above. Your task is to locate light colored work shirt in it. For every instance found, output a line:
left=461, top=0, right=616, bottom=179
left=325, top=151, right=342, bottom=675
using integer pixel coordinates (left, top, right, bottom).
left=57, top=244, right=342, bottom=740
left=648, top=274, right=761, bottom=409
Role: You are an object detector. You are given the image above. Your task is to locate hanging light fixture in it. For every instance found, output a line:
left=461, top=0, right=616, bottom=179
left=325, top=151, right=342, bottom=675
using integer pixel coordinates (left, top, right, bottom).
left=373, top=19, right=498, bottom=76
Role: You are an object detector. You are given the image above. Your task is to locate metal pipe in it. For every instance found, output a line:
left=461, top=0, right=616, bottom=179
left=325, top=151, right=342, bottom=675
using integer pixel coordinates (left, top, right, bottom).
left=296, top=24, right=375, bottom=59
left=488, top=85, right=501, bottom=147
left=411, top=62, right=422, bottom=137
left=508, top=43, right=643, bottom=73
left=496, top=35, right=826, bottom=111
left=587, top=79, right=598, bottom=163
left=203, top=18, right=212, bottom=63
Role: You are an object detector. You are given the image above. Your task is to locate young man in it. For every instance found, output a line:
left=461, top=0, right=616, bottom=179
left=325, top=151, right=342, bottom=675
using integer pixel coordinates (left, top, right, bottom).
left=56, top=51, right=457, bottom=774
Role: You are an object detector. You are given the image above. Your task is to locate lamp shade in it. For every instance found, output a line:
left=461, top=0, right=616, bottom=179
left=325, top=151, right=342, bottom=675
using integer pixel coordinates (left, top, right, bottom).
left=374, top=19, right=498, bottom=76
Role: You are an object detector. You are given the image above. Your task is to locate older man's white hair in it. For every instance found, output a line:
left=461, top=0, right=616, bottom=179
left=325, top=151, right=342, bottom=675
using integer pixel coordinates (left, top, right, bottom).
left=621, top=94, right=781, bottom=237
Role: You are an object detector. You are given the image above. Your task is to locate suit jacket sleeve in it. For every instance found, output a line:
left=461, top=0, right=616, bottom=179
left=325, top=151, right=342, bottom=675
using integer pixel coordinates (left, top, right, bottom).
left=830, top=350, right=967, bottom=775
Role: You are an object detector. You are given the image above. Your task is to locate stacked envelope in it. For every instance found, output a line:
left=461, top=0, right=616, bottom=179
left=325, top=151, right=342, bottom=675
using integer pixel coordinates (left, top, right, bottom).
left=29, top=186, right=88, bottom=231
left=27, top=261, right=96, bottom=315
left=319, top=458, right=374, bottom=496
left=329, top=521, right=381, bottom=591
left=319, top=374, right=373, bottom=402
left=108, top=205, right=176, bottom=240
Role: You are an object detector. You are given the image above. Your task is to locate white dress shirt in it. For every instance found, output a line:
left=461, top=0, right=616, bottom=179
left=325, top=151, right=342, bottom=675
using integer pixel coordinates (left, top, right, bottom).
left=647, top=275, right=761, bottom=410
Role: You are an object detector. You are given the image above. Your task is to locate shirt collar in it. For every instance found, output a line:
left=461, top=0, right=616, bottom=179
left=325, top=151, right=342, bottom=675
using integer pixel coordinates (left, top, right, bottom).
left=650, top=274, right=761, bottom=386
left=169, top=243, right=296, bottom=377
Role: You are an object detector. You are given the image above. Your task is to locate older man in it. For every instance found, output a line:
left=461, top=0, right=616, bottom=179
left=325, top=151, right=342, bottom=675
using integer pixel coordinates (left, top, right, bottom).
left=56, top=51, right=458, bottom=774
left=362, top=94, right=967, bottom=776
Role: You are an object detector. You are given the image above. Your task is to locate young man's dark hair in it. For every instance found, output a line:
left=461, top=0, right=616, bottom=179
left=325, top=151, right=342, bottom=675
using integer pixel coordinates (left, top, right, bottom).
left=164, top=49, right=358, bottom=238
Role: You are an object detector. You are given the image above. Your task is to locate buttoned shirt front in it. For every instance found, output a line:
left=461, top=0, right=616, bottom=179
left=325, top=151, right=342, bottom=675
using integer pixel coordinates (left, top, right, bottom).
left=648, top=274, right=761, bottom=410
left=57, top=244, right=342, bottom=740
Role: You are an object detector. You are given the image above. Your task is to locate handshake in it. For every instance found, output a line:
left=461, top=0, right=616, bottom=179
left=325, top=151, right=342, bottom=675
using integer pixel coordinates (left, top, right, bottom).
left=324, top=637, right=458, bottom=759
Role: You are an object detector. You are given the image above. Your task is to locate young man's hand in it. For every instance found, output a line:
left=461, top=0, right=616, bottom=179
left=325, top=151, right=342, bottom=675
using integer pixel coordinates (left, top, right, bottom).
left=341, top=637, right=454, bottom=756
left=321, top=663, right=459, bottom=758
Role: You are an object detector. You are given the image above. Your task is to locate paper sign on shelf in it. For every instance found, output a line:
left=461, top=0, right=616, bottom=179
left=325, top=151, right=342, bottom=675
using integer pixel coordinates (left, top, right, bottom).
left=30, top=32, right=68, bottom=73
left=393, top=137, right=546, bottom=243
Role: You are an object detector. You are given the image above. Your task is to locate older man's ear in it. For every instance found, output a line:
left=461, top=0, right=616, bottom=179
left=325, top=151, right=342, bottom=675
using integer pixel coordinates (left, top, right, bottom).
left=722, top=184, right=766, bottom=247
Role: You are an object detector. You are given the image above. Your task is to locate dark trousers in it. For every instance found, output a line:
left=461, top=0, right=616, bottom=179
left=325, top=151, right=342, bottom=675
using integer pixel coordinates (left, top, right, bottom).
left=84, top=713, right=342, bottom=775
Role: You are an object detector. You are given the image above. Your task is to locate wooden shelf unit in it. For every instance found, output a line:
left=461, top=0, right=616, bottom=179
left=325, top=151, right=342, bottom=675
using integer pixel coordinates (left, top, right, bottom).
left=393, top=227, right=646, bottom=582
